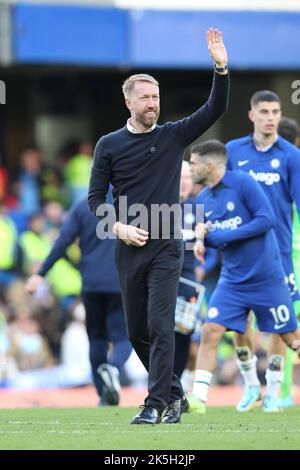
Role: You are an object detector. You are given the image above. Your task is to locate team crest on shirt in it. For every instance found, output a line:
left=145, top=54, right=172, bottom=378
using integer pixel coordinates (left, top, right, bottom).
left=208, top=307, right=219, bottom=319
left=271, top=158, right=280, bottom=169
left=227, top=201, right=235, bottom=211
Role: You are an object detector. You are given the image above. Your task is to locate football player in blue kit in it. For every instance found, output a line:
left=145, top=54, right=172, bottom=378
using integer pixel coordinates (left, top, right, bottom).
left=188, top=140, right=300, bottom=413
left=227, top=91, right=300, bottom=412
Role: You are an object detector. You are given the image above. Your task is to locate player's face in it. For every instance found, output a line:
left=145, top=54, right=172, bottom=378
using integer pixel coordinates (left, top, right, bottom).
left=180, top=165, right=194, bottom=201
left=249, top=101, right=282, bottom=137
left=189, top=154, right=209, bottom=185
left=126, top=81, right=160, bottom=130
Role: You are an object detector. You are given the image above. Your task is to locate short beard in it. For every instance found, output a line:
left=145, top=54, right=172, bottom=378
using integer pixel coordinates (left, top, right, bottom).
left=136, top=110, right=159, bottom=129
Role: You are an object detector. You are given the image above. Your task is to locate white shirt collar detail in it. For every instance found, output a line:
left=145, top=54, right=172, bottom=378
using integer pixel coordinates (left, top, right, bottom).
left=126, top=119, right=156, bottom=134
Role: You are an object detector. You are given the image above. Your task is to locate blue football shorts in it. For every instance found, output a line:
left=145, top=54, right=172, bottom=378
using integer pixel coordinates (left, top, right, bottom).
left=205, top=279, right=298, bottom=334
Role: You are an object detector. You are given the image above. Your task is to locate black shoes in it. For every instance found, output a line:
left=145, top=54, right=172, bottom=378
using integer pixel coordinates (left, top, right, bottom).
left=131, top=397, right=189, bottom=424
left=131, top=406, right=161, bottom=425
left=161, top=397, right=190, bottom=424
left=181, top=395, right=190, bottom=413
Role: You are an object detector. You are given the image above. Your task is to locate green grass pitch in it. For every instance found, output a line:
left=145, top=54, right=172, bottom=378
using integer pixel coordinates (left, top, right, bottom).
left=0, top=406, right=300, bottom=450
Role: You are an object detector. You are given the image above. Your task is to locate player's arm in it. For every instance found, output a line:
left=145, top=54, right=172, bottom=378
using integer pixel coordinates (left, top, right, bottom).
left=26, top=206, right=80, bottom=294
left=205, top=176, right=275, bottom=247
left=201, top=247, right=219, bottom=273
left=193, top=192, right=206, bottom=261
left=193, top=239, right=206, bottom=264
left=88, top=137, right=111, bottom=216
left=194, top=247, right=218, bottom=281
left=177, top=29, right=229, bottom=147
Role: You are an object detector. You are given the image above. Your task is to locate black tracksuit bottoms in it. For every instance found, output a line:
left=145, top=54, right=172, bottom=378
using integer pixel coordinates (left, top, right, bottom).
left=116, top=237, right=184, bottom=413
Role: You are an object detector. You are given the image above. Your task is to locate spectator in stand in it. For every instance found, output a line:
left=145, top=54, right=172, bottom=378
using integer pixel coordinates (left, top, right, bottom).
left=26, top=191, right=132, bottom=405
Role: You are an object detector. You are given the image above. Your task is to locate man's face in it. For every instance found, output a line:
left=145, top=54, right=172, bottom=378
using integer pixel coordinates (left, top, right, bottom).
left=21, top=150, right=41, bottom=174
left=248, top=101, right=282, bottom=137
left=189, top=154, right=209, bottom=185
left=30, top=215, right=45, bottom=234
left=180, top=165, right=193, bottom=201
left=126, top=81, right=160, bottom=129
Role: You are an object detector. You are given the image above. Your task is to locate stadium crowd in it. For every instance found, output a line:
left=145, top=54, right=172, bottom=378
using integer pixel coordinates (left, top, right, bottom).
left=0, top=111, right=299, bottom=411
left=0, top=139, right=237, bottom=393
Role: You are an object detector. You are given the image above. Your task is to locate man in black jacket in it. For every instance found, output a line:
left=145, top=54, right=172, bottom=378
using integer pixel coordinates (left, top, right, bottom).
left=88, top=28, right=229, bottom=424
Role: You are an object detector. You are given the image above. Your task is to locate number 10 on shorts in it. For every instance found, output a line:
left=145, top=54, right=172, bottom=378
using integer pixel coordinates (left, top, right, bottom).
left=270, top=304, right=290, bottom=327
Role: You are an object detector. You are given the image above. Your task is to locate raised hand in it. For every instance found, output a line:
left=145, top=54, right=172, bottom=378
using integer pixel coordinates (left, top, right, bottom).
left=206, top=28, right=228, bottom=68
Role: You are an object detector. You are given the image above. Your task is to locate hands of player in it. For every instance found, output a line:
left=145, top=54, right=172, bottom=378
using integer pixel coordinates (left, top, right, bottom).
left=195, top=265, right=205, bottom=282
left=113, top=222, right=149, bottom=247
left=206, top=28, right=228, bottom=70
left=25, top=274, right=44, bottom=294
left=195, top=222, right=207, bottom=240
left=193, top=239, right=205, bottom=264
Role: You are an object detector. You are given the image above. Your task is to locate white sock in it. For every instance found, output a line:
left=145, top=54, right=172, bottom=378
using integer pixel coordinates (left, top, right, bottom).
left=181, top=369, right=194, bottom=393
left=237, top=355, right=260, bottom=387
left=265, top=354, right=284, bottom=397
left=265, top=370, right=283, bottom=397
left=192, top=369, right=213, bottom=403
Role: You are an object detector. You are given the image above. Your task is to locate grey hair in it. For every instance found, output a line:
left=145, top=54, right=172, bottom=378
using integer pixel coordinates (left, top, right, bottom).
left=122, top=74, right=159, bottom=98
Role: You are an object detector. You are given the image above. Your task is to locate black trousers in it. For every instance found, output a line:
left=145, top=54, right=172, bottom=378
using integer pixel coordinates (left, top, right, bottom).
left=116, top=238, right=184, bottom=412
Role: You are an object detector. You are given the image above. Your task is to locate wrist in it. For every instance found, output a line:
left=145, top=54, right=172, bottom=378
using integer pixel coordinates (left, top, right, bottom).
left=113, top=222, right=121, bottom=236
left=214, top=63, right=228, bottom=74
left=113, top=222, right=128, bottom=240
